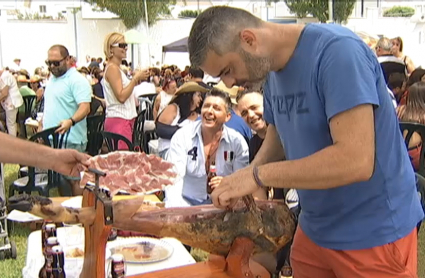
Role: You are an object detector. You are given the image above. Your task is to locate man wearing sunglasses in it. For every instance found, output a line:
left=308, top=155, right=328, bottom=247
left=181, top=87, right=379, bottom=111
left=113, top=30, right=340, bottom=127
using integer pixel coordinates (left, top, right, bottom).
left=42, top=44, right=91, bottom=196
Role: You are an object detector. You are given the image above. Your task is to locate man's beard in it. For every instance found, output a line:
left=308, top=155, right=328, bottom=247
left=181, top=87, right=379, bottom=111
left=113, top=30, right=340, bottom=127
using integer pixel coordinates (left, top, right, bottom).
left=238, top=48, right=271, bottom=90
left=50, top=66, right=68, bottom=77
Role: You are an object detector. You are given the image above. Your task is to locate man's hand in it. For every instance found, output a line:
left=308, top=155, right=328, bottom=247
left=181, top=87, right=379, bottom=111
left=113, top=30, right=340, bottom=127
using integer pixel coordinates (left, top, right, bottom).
left=49, top=149, right=90, bottom=177
left=56, top=119, right=73, bottom=134
left=210, top=166, right=258, bottom=209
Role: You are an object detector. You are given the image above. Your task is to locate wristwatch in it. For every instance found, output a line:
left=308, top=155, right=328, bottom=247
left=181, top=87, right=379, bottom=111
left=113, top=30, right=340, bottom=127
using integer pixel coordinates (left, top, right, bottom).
left=70, top=118, right=76, bottom=126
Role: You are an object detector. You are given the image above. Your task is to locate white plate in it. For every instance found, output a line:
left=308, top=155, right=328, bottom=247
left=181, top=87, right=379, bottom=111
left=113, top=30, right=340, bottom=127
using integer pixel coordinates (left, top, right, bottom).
left=107, top=237, right=174, bottom=264
left=64, top=244, right=111, bottom=261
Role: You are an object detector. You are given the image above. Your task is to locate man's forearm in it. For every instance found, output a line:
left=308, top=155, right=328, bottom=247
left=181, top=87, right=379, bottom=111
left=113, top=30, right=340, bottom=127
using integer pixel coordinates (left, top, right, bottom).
left=0, top=86, right=9, bottom=102
left=251, top=124, right=285, bottom=167
left=72, top=103, right=90, bottom=122
left=0, top=132, right=56, bottom=170
left=257, top=143, right=373, bottom=190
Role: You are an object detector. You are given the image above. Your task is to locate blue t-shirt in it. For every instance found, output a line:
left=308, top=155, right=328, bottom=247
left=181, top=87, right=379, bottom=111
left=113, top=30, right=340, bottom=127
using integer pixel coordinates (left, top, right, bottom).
left=43, top=68, right=92, bottom=145
left=225, top=110, right=252, bottom=143
left=263, top=24, right=424, bottom=250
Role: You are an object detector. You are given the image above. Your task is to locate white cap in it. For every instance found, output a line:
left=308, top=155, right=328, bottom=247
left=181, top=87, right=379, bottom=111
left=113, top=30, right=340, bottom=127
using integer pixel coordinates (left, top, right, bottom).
left=46, top=224, right=56, bottom=229
left=111, top=253, right=124, bottom=262
left=52, top=245, right=63, bottom=253
left=46, top=237, right=58, bottom=245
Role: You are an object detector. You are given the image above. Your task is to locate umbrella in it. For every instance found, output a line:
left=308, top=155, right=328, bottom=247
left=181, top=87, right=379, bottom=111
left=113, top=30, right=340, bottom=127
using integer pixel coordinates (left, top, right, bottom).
left=124, top=30, right=154, bottom=68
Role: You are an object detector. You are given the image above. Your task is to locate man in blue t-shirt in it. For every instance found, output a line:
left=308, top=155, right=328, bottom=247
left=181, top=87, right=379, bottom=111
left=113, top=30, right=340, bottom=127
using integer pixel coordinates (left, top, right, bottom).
left=188, top=6, right=424, bottom=278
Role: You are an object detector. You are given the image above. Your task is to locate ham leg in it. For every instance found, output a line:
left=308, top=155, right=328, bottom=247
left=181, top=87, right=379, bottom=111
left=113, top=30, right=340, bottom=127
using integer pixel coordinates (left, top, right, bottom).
left=8, top=195, right=295, bottom=256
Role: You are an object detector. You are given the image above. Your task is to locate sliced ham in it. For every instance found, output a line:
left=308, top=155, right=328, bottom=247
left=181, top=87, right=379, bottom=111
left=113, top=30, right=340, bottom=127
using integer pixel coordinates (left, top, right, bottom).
left=80, top=152, right=177, bottom=195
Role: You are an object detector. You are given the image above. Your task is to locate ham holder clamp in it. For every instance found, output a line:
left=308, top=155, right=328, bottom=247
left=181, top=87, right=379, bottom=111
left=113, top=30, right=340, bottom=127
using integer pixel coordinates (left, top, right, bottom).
left=8, top=152, right=296, bottom=278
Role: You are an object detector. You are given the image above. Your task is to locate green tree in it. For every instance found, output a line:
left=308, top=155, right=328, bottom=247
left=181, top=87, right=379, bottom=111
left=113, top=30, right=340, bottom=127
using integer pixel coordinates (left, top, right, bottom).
left=86, top=0, right=176, bottom=28
left=178, top=9, right=201, bottom=18
left=281, top=0, right=356, bottom=23
left=383, top=6, right=415, bottom=18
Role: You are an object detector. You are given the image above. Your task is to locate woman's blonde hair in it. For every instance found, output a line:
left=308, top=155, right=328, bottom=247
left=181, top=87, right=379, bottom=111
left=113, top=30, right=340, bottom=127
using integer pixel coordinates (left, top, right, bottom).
left=104, top=32, right=125, bottom=58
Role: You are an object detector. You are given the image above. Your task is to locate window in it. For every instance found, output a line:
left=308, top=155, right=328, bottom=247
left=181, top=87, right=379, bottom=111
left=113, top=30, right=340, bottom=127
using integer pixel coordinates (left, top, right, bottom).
left=39, top=5, right=46, bottom=13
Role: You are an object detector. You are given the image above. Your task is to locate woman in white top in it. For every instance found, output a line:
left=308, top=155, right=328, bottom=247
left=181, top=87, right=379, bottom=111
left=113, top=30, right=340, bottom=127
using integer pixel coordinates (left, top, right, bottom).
left=156, top=82, right=207, bottom=158
left=0, top=69, right=24, bottom=136
left=102, top=32, right=149, bottom=149
left=153, top=78, right=177, bottom=120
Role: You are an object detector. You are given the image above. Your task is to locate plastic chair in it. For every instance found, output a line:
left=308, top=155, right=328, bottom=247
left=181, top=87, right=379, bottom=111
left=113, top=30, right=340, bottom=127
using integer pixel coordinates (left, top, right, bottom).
left=416, top=173, right=425, bottom=233
left=9, top=126, right=64, bottom=197
left=101, top=131, right=134, bottom=152
left=18, top=95, right=36, bottom=138
left=133, top=109, right=146, bottom=152
left=86, top=114, right=105, bottom=156
left=399, top=122, right=425, bottom=176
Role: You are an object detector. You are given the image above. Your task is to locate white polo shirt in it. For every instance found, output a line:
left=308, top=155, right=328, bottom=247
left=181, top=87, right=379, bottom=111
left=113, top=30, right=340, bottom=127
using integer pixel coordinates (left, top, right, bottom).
left=1, top=71, right=23, bottom=111
left=165, top=121, right=249, bottom=207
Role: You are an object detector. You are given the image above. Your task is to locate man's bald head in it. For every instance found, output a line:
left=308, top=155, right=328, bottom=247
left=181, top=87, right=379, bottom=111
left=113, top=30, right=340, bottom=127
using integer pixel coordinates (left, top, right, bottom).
left=49, top=45, right=69, bottom=59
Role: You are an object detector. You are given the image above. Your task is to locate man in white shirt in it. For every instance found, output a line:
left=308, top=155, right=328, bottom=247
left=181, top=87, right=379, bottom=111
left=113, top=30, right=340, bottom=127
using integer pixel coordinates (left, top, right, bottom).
left=0, top=69, right=23, bottom=136
left=10, top=58, right=21, bottom=72
left=165, top=88, right=249, bottom=207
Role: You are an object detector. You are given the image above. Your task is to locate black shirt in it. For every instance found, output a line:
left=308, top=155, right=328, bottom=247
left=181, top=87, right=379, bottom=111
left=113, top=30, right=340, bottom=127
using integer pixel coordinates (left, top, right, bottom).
left=249, top=134, right=264, bottom=163
left=378, top=55, right=407, bottom=83
left=249, top=134, right=284, bottom=200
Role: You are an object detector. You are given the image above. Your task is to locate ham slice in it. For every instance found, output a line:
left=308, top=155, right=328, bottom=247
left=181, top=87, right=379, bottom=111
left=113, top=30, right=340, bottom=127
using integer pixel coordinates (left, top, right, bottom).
left=80, top=152, right=177, bottom=195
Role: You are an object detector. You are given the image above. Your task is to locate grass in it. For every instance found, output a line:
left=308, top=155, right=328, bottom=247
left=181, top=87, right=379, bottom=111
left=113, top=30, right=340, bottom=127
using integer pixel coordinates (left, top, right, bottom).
left=0, top=164, right=424, bottom=278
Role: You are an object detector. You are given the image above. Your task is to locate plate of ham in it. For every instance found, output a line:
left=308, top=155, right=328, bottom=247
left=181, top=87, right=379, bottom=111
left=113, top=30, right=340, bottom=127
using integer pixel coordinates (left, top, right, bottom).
left=80, top=152, right=177, bottom=196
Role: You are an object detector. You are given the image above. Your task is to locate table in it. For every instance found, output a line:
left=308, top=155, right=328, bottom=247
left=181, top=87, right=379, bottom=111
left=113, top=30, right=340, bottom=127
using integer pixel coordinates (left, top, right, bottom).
left=23, top=228, right=196, bottom=278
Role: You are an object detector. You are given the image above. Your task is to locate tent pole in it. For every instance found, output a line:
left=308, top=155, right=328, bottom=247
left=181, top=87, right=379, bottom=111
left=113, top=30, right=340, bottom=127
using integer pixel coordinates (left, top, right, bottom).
left=131, top=44, right=135, bottom=70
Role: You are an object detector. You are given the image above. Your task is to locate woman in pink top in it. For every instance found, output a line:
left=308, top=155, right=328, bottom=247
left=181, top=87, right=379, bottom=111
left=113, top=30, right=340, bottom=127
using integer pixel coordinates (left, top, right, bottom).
left=102, top=32, right=149, bottom=149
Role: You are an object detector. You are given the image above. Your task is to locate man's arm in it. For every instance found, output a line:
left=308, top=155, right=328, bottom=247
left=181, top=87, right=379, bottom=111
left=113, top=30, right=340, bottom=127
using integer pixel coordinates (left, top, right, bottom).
left=72, top=102, right=90, bottom=122
left=0, top=132, right=60, bottom=169
left=259, top=38, right=379, bottom=190
left=0, top=85, right=9, bottom=102
left=257, top=104, right=375, bottom=189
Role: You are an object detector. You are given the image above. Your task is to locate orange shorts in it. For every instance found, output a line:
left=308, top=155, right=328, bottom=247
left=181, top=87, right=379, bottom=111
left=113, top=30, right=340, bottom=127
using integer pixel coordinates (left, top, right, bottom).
left=291, top=227, right=418, bottom=278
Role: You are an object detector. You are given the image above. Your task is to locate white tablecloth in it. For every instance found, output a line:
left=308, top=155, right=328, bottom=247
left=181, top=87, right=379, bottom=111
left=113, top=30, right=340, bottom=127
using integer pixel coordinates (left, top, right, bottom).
left=23, top=227, right=196, bottom=278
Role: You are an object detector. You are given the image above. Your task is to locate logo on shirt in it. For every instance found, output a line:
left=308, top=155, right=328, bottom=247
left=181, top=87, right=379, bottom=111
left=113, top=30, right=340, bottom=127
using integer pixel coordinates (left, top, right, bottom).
left=273, top=92, right=309, bottom=121
left=188, top=147, right=198, bottom=161
left=224, top=151, right=234, bottom=162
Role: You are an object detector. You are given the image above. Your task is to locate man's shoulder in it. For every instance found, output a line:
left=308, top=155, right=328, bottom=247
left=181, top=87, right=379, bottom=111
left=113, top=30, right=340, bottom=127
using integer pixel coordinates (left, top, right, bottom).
left=224, top=125, right=247, bottom=144
left=174, top=121, right=199, bottom=139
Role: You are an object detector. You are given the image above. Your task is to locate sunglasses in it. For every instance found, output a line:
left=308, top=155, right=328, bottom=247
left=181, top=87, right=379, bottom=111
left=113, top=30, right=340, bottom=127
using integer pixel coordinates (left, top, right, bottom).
left=111, top=43, right=128, bottom=49
left=45, top=57, right=67, bottom=67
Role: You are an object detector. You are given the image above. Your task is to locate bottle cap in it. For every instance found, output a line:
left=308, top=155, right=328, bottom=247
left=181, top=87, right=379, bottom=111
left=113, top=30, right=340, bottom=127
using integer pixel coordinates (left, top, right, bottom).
left=111, top=253, right=124, bottom=262
left=45, top=224, right=56, bottom=230
left=52, top=245, right=63, bottom=253
left=47, top=237, right=58, bottom=245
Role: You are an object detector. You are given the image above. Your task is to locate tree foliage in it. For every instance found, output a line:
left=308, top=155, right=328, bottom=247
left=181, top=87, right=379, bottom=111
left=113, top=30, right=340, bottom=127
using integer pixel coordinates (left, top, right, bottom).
left=87, top=0, right=176, bottom=28
left=283, top=0, right=356, bottom=23
left=383, top=6, right=415, bottom=18
left=178, top=9, right=200, bottom=18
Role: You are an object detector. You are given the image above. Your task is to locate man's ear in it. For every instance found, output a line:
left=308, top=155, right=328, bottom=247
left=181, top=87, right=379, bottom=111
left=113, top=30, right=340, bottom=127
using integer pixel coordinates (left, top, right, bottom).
left=224, top=111, right=232, bottom=123
left=240, top=29, right=262, bottom=55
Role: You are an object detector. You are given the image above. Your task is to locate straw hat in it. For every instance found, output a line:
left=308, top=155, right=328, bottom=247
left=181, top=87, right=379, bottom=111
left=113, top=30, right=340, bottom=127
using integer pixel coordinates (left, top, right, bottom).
left=29, top=75, right=42, bottom=83
left=16, top=75, right=30, bottom=83
left=170, top=81, right=209, bottom=102
left=213, top=81, right=239, bottom=105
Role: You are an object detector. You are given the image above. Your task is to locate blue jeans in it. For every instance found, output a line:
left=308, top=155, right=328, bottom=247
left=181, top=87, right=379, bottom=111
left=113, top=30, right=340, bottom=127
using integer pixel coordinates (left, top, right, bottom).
left=182, top=195, right=212, bottom=206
